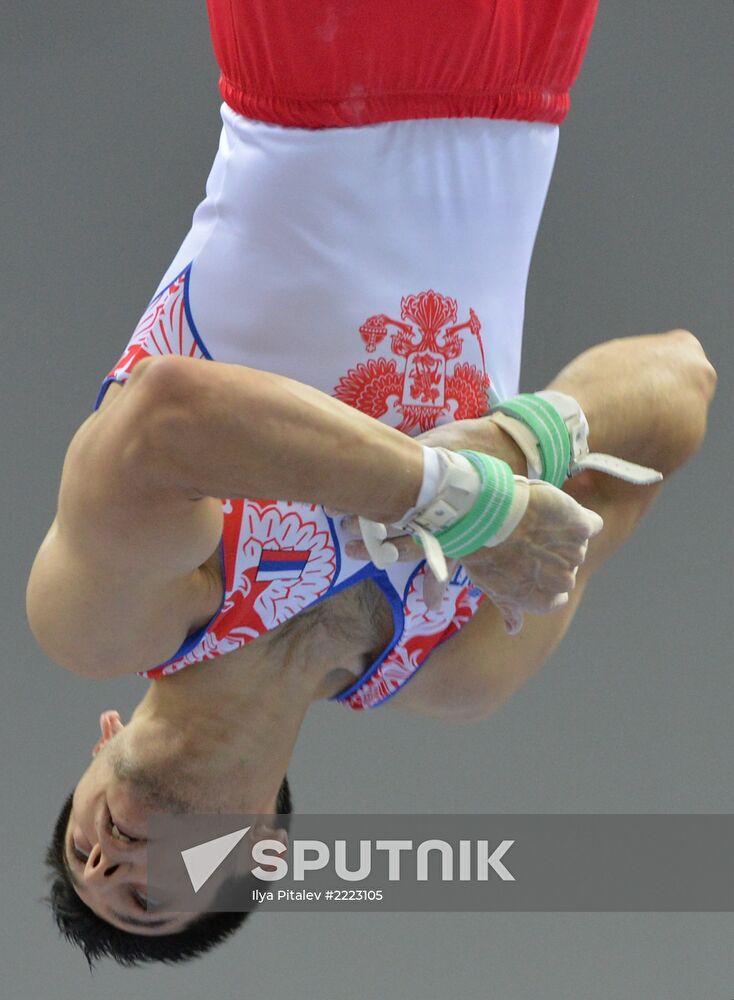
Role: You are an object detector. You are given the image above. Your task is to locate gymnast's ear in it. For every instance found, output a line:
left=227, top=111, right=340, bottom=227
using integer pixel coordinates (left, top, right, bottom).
left=250, top=820, right=289, bottom=850
left=243, top=821, right=289, bottom=865
left=91, top=709, right=125, bottom=758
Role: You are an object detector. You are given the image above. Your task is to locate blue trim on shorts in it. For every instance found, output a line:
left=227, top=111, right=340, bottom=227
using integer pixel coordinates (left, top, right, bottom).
left=308, top=561, right=378, bottom=611
left=93, top=376, right=123, bottom=411
left=353, top=560, right=478, bottom=709
left=146, top=511, right=377, bottom=677
left=330, top=570, right=406, bottom=703
left=143, top=539, right=228, bottom=673
left=182, top=262, right=213, bottom=360
left=300, top=511, right=385, bottom=614
left=145, top=263, right=188, bottom=310
left=324, top=512, right=342, bottom=585
left=91, top=261, right=213, bottom=413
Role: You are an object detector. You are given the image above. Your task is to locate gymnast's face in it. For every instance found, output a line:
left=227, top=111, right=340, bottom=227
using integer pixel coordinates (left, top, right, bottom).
left=62, top=711, right=209, bottom=934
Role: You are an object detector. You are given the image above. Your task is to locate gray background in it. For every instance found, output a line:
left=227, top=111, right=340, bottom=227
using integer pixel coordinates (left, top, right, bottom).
left=2, top=1, right=732, bottom=998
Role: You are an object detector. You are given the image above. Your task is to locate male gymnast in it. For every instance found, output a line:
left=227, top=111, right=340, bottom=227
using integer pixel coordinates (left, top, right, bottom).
left=23, top=0, right=718, bottom=972
left=28, top=329, right=716, bottom=963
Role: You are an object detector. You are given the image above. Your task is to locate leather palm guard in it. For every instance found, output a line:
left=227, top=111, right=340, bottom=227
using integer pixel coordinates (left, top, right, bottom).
left=358, top=448, right=530, bottom=585
left=490, top=390, right=664, bottom=487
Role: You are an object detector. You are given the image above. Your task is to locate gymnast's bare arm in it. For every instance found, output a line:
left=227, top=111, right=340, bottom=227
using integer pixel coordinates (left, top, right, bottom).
left=25, top=355, right=433, bottom=677
left=386, top=330, right=717, bottom=720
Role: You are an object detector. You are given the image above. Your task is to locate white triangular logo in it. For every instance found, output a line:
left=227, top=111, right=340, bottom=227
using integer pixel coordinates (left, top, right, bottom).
left=181, top=826, right=251, bottom=892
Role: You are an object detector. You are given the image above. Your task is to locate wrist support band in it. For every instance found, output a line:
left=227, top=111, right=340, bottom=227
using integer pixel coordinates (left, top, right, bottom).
left=490, top=393, right=571, bottom=488
left=405, top=451, right=530, bottom=583
left=426, top=451, right=527, bottom=558
left=358, top=448, right=530, bottom=584
left=490, top=390, right=663, bottom=487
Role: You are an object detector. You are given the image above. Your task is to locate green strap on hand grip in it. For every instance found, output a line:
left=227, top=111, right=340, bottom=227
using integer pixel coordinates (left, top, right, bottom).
left=491, top=393, right=571, bottom=488
left=414, top=450, right=515, bottom=559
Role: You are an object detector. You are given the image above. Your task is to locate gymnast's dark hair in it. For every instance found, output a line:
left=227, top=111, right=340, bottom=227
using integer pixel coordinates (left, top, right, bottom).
left=41, top=777, right=293, bottom=971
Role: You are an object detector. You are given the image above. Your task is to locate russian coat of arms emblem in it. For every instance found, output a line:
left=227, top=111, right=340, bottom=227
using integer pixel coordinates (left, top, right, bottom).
left=333, top=289, right=491, bottom=433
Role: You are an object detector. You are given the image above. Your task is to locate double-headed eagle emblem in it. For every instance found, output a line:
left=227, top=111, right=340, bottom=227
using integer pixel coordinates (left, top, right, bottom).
left=333, top=289, right=491, bottom=433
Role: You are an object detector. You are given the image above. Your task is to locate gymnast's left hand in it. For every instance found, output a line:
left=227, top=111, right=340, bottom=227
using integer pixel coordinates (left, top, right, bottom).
left=330, top=484, right=600, bottom=634
left=325, top=418, right=602, bottom=632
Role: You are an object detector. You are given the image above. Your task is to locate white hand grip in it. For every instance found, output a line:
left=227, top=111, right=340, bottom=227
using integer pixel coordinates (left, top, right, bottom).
left=357, top=517, right=400, bottom=569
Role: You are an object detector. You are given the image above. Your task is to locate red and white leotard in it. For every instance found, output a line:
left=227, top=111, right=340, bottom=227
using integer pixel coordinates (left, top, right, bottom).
left=94, top=1, right=598, bottom=709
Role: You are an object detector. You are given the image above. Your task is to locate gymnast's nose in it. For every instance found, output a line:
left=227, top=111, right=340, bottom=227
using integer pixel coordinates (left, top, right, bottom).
left=81, top=841, right=134, bottom=884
